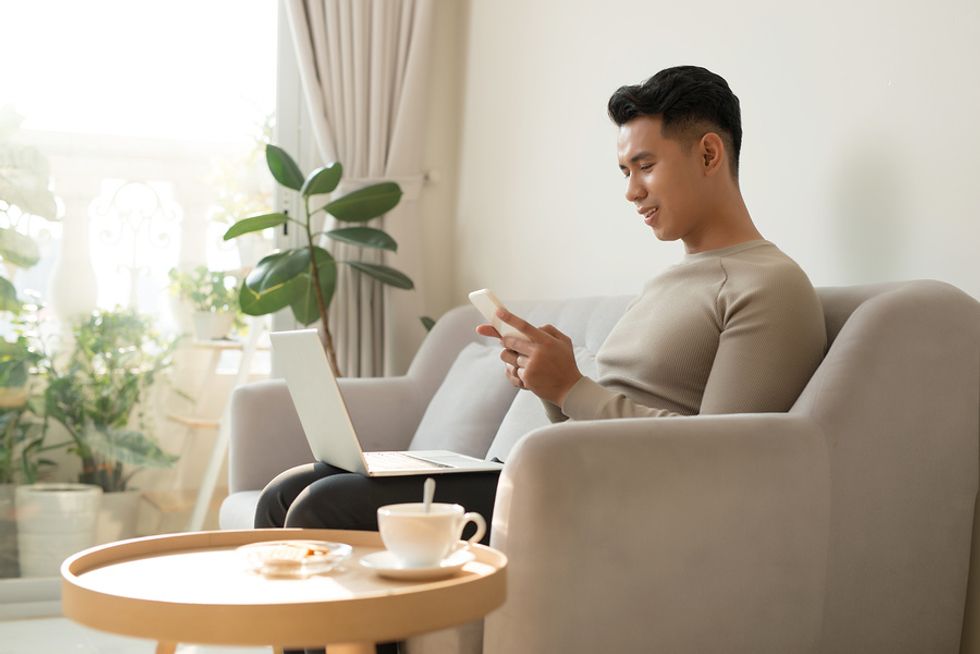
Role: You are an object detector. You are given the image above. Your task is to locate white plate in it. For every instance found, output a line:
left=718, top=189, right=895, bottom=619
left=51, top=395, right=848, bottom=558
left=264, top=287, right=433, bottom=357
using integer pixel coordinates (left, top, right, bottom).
left=359, top=548, right=475, bottom=580
left=238, top=540, right=352, bottom=578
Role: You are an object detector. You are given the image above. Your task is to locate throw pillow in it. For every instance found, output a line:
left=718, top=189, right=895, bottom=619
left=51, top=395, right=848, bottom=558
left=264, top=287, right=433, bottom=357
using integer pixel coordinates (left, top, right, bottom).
left=408, top=342, right=519, bottom=459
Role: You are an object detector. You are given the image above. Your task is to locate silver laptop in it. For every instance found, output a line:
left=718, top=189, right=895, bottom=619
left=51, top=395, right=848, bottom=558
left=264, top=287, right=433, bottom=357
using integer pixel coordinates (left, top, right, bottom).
left=270, top=329, right=504, bottom=477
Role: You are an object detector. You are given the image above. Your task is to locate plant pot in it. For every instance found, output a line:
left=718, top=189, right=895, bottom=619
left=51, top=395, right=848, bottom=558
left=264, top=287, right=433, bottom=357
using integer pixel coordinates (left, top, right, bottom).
left=169, top=295, right=195, bottom=337
left=0, top=386, right=29, bottom=409
left=15, top=483, right=102, bottom=577
left=0, top=484, right=18, bottom=578
left=192, top=311, right=236, bottom=341
left=95, top=489, right=141, bottom=544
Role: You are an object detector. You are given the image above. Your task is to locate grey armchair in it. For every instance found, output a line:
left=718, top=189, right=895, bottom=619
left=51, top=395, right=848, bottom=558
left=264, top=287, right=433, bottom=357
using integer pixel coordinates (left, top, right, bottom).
left=220, top=280, right=980, bottom=654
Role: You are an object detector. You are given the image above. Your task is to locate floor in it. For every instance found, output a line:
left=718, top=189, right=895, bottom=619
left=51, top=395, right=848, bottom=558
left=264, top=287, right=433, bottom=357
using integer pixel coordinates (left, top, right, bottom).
left=0, top=617, right=269, bottom=654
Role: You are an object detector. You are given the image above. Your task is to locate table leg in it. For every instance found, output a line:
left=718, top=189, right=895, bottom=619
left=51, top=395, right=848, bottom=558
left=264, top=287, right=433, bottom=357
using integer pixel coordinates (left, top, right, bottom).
left=327, top=644, right=375, bottom=654
left=155, top=642, right=177, bottom=654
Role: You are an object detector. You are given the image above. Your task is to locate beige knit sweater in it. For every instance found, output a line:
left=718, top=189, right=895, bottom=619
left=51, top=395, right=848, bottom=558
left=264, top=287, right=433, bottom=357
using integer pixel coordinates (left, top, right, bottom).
left=545, top=239, right=827, bottom=422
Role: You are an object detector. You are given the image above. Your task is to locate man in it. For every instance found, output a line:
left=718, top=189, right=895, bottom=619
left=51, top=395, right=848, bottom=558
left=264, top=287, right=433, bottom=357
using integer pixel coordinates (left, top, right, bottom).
left=256, top=65, right=826, bottom=654
left=479, top=65, right=826, bottom=421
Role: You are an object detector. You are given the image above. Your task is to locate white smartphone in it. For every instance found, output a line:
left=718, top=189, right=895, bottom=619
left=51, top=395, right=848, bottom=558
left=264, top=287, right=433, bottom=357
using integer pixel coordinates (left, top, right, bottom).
left=468, top=289, right=525, bottom=339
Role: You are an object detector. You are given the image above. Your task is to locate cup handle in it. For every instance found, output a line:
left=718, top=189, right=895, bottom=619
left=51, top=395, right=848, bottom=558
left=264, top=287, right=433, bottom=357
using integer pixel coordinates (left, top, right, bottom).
left=461, top=511, right=486, bottom=548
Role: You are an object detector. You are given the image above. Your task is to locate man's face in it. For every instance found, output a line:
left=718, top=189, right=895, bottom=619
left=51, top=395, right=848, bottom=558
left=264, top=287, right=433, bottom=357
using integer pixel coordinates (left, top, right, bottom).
left=617, top=115, right=707, bottom=242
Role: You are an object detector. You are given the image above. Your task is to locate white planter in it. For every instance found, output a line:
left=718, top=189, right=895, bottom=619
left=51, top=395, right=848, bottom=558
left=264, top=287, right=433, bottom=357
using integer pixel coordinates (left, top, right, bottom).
left=0, top=484, right=17, bottom=578
left=169, top=295, right=195, bottom=337
left=192, top=310, right=235, bottom=340
left=95, top=489, right=141, bottom=545
left=15, top=483, right=102, bottom=577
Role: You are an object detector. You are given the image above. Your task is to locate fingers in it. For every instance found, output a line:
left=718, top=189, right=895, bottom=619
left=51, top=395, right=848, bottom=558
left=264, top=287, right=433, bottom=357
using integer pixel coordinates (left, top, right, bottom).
left=496, top=308, right=542, bottom=341
left=540, top=324, right=572, bottom=345
left=505, top=363, right=525, bottom=389
left=475, top=324, right=501, bottom=339
left=501, top=335, right=535, bottom=355
left=500, top=349, right=520, bottom=366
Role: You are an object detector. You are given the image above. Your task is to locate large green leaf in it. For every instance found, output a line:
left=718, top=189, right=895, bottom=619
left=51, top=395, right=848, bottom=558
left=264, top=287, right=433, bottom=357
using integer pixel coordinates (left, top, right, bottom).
left=239, top=276, right=302, bottom=315
left=85, top=427, right=178, bottom=469
left=0, top=227, right=40, bottom=268
left=0, top=142, right=59, bottom=220
left=245, top=249, right=310, bottom=293
left=344, top=261, right=414, bottom=289
left=289, top=247, right=337, bottom=325
left=0, top=276, right=20, bottom=312
left=324, top=227, right=397, bottom=251
left=301, top=162, right=343, bottom=197
left=222, top=213, right=288, bottom=240
left=265, top=145, right=304, bottom=191
left=322, top=182, right=402, bottom=223
left=239, top=250, right=309, bottom=315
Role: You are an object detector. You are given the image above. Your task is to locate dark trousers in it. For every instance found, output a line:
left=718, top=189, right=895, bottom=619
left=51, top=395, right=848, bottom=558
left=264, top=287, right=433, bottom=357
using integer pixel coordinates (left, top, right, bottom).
left=254, top=462, right=502, bottom=654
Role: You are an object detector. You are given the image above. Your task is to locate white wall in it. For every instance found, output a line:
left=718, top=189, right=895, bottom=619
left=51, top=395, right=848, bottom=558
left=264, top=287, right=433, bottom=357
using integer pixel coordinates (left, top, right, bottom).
left=451, top=0, right=980, bottom=305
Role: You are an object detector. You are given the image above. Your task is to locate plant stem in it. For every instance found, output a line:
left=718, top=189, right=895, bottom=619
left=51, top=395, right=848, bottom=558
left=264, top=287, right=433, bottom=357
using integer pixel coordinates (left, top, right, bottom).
left=304, top=197, right=342, bottom=377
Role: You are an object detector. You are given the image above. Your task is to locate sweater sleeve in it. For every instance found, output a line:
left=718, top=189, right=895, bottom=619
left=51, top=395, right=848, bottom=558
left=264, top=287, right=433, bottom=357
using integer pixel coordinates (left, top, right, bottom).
left=560, top=376, right=685, bottom=420
left=542, top=398, right=569, bottom=423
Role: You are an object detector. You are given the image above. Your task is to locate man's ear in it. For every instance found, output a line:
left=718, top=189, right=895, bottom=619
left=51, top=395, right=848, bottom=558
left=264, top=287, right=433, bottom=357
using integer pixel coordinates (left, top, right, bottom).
left=699, top=132, right=726, bottom=177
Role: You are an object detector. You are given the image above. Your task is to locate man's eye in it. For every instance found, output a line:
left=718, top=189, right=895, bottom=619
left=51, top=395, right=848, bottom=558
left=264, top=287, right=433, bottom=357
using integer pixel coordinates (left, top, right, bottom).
left=640, top=163, right=654, bottom=171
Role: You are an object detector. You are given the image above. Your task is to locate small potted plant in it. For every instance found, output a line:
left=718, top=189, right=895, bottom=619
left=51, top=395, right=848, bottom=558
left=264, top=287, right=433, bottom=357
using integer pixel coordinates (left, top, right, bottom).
left=168, top=266, right=241, bottom=340
left=40, top=308, right=179, bottom=545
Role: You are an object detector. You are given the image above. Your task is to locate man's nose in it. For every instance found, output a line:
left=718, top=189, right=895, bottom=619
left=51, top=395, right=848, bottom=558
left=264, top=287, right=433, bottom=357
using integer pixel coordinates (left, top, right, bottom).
left=625, top=176, right=646, bottom=203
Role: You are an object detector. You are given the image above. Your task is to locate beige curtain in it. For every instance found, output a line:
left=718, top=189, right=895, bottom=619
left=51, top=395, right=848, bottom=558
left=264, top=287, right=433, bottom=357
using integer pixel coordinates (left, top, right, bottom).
left=284, top=0, right=434, bottom=377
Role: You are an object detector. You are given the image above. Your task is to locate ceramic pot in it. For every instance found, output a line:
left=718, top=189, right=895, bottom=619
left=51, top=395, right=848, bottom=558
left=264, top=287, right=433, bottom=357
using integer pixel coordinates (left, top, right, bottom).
left=192, top=310, right=235, bottom=340
left=15, top=483, right=102, bottom=577
left=95, top=489, right=141, bottom=544
left=0, top=484, right=18, bottom=578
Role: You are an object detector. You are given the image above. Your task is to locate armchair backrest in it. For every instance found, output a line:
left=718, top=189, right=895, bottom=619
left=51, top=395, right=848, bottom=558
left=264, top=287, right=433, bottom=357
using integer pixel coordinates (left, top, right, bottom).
left=793, top=280, right=980, bottom=652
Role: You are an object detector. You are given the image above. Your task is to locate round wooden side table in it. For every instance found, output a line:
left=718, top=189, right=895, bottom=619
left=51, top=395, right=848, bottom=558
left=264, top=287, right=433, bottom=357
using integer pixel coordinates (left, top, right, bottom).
left=61, top=528, right=507, bottom=653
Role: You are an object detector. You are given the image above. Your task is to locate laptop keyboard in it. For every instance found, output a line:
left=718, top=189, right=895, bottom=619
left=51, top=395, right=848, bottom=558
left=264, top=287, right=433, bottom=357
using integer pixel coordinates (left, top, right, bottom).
left=367, top=451, right=455, bottom=471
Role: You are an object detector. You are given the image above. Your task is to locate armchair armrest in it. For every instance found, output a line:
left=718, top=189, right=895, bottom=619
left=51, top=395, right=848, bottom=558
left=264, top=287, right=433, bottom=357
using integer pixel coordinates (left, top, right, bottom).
left=485, top=413, right=829, bottom=654
left=228, top=376, right=427, bottom=493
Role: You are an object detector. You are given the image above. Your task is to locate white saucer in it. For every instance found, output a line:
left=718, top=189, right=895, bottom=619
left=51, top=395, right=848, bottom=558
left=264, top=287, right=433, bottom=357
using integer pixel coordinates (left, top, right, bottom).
left=359, top=548, right=476, bottom=580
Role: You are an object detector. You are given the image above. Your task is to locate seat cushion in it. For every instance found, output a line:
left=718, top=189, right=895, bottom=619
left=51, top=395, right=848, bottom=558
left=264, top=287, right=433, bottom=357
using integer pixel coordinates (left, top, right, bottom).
left=408, top=342, right=519, bottom=459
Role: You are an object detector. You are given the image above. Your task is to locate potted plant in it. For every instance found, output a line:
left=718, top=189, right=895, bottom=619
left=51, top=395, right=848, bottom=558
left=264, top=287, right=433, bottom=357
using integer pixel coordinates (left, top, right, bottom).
left=42, top=308, right=179, bottom=544
left=168, top=266, right=242, bottom=340
left=0, top=345, right=49, bottom=578
left=3, top=303, right=102, bottom=578
left=223, top=144, right=413, bottom=377
left=0, top=110, right=62, bottom=576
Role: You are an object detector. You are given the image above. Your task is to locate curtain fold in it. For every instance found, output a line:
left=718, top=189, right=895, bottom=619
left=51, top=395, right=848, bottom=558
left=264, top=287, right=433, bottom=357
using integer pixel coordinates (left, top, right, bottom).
left=284, top=0, right=434, bottom=377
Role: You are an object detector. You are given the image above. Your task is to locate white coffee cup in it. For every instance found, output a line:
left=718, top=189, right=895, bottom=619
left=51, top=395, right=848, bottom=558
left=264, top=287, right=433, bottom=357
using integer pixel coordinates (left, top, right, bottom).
left=377, top=502, right=486, bottom=568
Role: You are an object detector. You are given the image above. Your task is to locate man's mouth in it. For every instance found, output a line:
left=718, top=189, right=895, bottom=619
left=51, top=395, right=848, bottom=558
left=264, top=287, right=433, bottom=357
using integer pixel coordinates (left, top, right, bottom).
left=642, top=207, right=659, bottom=225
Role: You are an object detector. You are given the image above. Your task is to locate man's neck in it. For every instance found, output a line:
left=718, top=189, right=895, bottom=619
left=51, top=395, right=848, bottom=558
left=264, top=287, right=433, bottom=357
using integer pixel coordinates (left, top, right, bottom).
left=681, top=192, right=762, bottom=254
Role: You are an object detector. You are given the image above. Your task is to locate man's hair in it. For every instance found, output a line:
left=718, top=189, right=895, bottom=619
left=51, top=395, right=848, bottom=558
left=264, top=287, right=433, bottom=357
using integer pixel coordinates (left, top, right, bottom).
left=608, top=65, right=742, bottom=180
